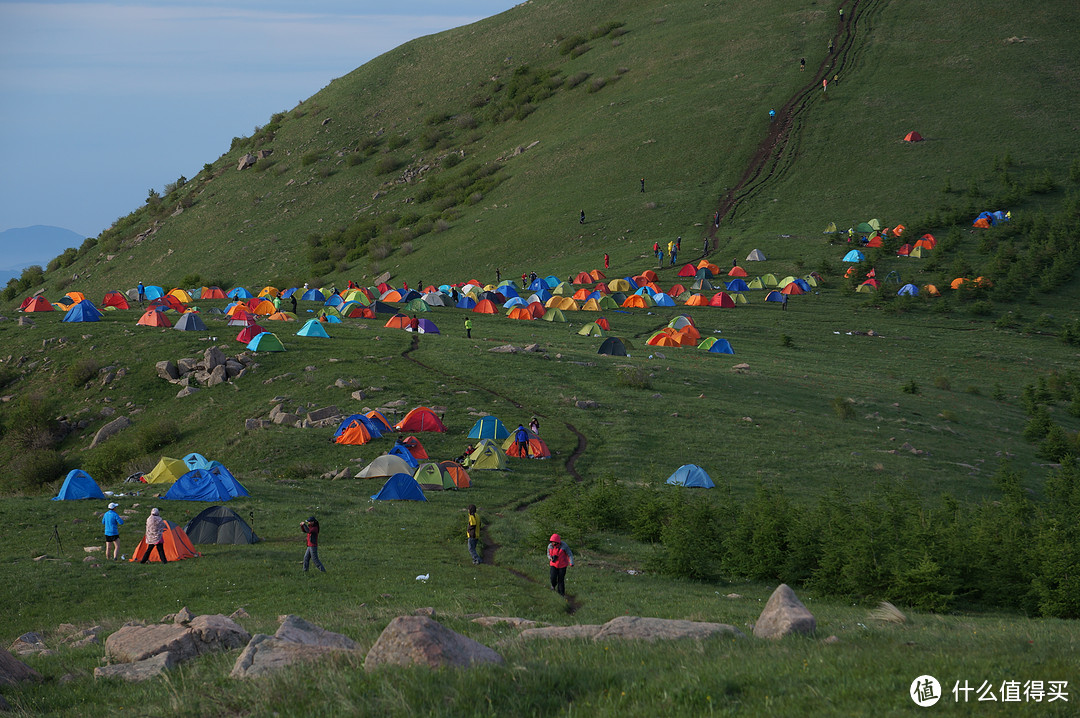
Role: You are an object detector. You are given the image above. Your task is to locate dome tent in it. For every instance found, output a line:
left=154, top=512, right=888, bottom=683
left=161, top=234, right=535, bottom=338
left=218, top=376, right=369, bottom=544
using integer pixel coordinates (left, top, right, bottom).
left=665, top=464, right=715, bottom=488
left=184, top=505, right=260, bottom=544
left=52, top=469, right=105, bottom=500
left=371, top=473, right=426, bottom=501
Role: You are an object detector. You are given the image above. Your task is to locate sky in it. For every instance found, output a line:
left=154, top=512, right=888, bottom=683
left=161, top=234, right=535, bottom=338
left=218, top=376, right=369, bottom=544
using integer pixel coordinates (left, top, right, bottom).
left=0, top=1, right=521, bottom=240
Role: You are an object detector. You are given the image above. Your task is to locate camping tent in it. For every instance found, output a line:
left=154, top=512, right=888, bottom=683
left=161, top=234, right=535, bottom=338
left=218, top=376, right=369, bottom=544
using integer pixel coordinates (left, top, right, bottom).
left=184, top=505, right=260, bottom=544
left=23, top=296, right=54, bottom=312
left=597, top=337, right=629, bottom=356
left=52, top=469, right=105, bottom=500
left=63, top=301, right=102, bottom=323
left=502, top=430, right=550, bottom=458
left=468, top=416, right=510, bottom=440
left=165, top=469, right=249, bottom=501
left=137, top=309, right=172, bottom=327
left=745, top=249, right=766, bottom=262
left=334, top=417, right=375, bottom=445
left=174, top=313, right=208, bottom=332
left=183, top=453, right=212, bottom=471
left=903, top=131, right=924, bottom=142
left=665, top=464, right=715, bottom=488
left=371, top=474, right=426, bottom=501
left=466, top=439, right=508, bottom=470
left=898, top=284, right=919, bottom=296
left=395, top=406, right=446, bottom=432
left=246, top=332, right=285, bottom=352
left=358, top=454, right=414, bottom=479
left=296, top=319, right=330, bottom=338
left=413, top=462, right=461, bottom=491
left=842, top=250, right=865, bottom=262
left=145, top=457, right=188, bottom=484
left=438, top=461, right=471, bottom=489
left=130, top=520, right=200, bottom=562
left=698, top=337, right=735, bottom=354
left=388, top=442, right=420, bottom=469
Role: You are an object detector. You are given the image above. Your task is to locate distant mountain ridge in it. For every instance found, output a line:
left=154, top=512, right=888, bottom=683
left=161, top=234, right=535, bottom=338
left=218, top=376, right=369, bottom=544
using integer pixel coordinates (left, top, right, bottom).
left=0, top=225, right=86, bottom=275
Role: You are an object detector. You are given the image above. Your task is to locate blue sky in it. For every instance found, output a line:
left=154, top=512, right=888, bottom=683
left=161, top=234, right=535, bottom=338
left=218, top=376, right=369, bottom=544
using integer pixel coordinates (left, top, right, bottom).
left=0, top=1, right=520, bottom=239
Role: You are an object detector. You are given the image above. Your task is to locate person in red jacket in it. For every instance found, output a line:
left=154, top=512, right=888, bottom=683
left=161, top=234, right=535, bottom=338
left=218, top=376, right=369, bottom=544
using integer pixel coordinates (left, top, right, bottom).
left=547, top=533, right=574, bottom=595
left=301, top=516, right=326, bottom=572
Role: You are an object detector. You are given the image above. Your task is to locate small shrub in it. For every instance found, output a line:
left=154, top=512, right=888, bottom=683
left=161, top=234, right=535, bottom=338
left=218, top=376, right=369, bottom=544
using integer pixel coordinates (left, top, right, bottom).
left=67, top=358, right=99, bottom=388
left=400, top=241, right=414, bottom=256
left=442, top=153, right=462, bottom=169
left=369, top=242, right=392, bottom=261
left=136, top=419, right=181, bottom=454
left=346, top=153, right=364, bottom=167
left=901, top=379, right=920, bottom=395
left=374, top=155, right=400, bottom=175
left=940, top=410, right=959, bottom=422
left=587, top=77, right=607, bottom=93
left=964, top=385, right=981, bottom=395
left=566, top=72, right=590, bottom=89
left=387, top=135, right=409, bottom=151
left=832, top=397, right=855, bottom=420
left=281, top=462, right=320, bottom=480
left=934, top=375, right=951, bottom=391
left=83, top=441, right=141, bottom=483
left=455, top=114, right=478, bottom=129
left=570, top=44, right=592, bottom=59
left=9, top=449, right=65, bottom=493
left=780, top=334, right=794, bottom=348
left=615, top=366, right=652, bottom=389
left=301, top=152, right=321, bottom=166
left=433, top=219, right=451, bottom=233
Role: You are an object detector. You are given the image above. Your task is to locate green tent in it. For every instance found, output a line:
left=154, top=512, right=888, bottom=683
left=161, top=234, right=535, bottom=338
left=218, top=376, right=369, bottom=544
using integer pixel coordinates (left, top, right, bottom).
left=542, top=308, right=567, bottom=323
left=414, top=462, right=457, bottom=490
left=577, top=322, right=606, bottom=337
left=466, top=439, right=508, bottom=470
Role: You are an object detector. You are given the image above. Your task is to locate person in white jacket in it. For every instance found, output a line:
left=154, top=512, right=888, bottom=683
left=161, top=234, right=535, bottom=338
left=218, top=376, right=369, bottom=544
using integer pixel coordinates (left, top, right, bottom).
left=140, top=508, right=168, bottom=564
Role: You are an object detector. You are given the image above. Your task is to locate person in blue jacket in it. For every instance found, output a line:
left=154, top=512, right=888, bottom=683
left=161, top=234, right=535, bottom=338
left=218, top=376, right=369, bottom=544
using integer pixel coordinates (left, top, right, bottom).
left=102, top=502, right=124, bottom=561
left=515, top=424, right=530, bottom=458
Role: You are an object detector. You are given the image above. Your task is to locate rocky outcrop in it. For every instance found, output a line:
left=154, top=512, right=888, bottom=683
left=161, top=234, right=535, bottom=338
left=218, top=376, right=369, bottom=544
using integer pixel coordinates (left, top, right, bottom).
left=157, top=348, right=254, bottom=388
left=94, top=652, right=174, bottom=682
left=230, top=615, right=361, bottom=679
left=0, top=647, right=41, bottom=686
left=593, top=616, right=744, bottom=641
left=363, top=616, right=503, bottom=670
left=104, top=614, right=249, bottom=664
left=88, top=416, right=131, bottom=449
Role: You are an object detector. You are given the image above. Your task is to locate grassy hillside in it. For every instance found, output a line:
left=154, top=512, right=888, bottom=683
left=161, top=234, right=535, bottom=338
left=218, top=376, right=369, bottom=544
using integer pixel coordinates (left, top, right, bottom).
left=2, top=0, right=1080, bottom=714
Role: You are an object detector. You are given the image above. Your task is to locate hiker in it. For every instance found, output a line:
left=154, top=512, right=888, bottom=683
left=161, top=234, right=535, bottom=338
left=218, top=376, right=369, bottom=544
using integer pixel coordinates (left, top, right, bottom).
left=467, top=505, right=482, bottom=565
left=839, top=7, right=844, bottom=22
left=769, top=109, right=776, bottom=122
left=828, top=39, right=834, bottom=53
left=496, top=268, right=501, bottom=283
left=653, top=241, right=660, bottom=259
left=604, top=253, right=609, bottom=269
left=547, top=533, right=574, bottom=596
left=640, top=177, right=645, bottom=193
left=409, top=314, right=420, bottom=333
left=781, top=293, right=788, bottom=311
left=457, top=443, right=474, bottom=465
left=703, top=237, right=710, bottom=257
left=140, top=508, right=167, bottom=564
left=676, top=236, right=681, bottom=253
left=301, top=516, right=325, bottom=572
left=464, top=317, right=473, bottom=339
left=137, top=282, right=145, bottom=304
left=667, top=240, right=674, bottom=258
left=451, top=286, right=460, bottom=303
left=529, top=416, right=540, bottom=435
left=822, top=78, right=828, bottom=93
left=580, top=210, right=585, bottom=224
left=713, top=211, right=720, bottom=228
left=515, top=424, right=530, bottom=457
left=290, top=294, right=297, bottom=313
left=102, top=502, right=124, bottom=561
left=657, top=247, right=664, bottom=267
left=671, top=246, right=677, bottom=266
left=402, top=280, right=408, bottom=292
left=733, top=258, right=738, bottom=268
left=521, top=272, right=527, bottom=288
left=272, top=295, right=281, bottom=311
left=800, top=57, right=806, bottom=71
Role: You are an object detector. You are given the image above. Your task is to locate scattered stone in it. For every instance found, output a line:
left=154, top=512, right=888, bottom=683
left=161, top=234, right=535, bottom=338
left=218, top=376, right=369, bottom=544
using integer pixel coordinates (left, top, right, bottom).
left=94, top=652, right=175, bottom=682
left=731, top=363, right=750, bottom=372
left=88, top=416, right=131, bottom=449
left=364, top=616, right=503, bottom=670
left=230, top=634, right=359, bottom=679
left=0, top=647, right=42, bottom=685
left=237, top=153, right=257, bottom=171
left=306, top=406, right=340, bottom=423
left=274, top=615, right=359, bottom=651
left=245, top=418, right=269, bottom=430
left=229, top=608, right=250, bottom=620
left=518, top=625, right=603, bottom=641
left=351, top=390, right=367, bottom=401
left=471, top=617, right=547, bottom=629
left=412, top=607, right=436, bottom=619
left=725, top=593, right=743, bottom=599
left=593, top=616, right=745, bottom=642
left=8, top=633, right=47, bottom=656
left=823, top=635, right=840, bottom=644
left=105, top=614, right=250, bottom=664
left=174, top=607, right=195, bottom=625
left=575, top=400, right=599, bottom=409
left=176, top=386, right=200, bottom=398
left=753, top=584, right=816, bottom=639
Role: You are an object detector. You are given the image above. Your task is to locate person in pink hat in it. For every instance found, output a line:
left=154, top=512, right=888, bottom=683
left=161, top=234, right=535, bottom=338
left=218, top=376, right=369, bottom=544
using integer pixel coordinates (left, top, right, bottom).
left=547, top=533, right=574, bottom=596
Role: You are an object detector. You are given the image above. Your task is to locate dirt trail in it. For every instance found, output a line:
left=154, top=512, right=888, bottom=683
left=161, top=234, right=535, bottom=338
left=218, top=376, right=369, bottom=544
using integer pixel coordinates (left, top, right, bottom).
left=707, top=0, right=874, bottom=237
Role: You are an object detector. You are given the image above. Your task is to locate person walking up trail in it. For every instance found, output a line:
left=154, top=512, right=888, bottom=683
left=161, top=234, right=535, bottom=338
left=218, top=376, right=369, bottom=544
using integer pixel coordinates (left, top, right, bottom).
left=547, top=533, right=574, bottom=596
left=467, top=505, right=482, bottom=565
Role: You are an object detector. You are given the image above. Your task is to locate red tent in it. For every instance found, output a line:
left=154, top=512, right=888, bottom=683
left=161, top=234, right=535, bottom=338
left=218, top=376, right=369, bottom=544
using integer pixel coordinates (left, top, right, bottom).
left=130, top=520, right=200, bottom=563
left=236, top=324, right=266, bottom=343
left=400, top=436, right=428, bottom=460
left=23, top=296, right=54, bottom=312
left=903, top=131, right=924, bottom=142
left=395, top=407, right=447, bottom=433
left=102, top=291, right=130, bottom=309
left=137, top=309, right=172, bottom=327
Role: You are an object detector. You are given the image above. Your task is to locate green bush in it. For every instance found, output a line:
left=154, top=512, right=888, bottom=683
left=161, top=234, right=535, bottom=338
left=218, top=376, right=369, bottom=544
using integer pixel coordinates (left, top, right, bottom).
left=82, top=441, right=141, bottom=484
left=901, top=379, right=920, bottom=395
left=66, top=358, right=98, bottom=388
left=301, top=152, right=321, bottom=166
left=656, top=496, right=722, bottom=580
left=387, top=135, right=409, bottom=151
left=375, top=155, right=401, bottom=175
left=615, top=366, right=651, bottom=389
left=8, top=449, right=65, bottom=493
left=832, top=397, right=855, bottom=420
left=135, top=419, right=181, bottom=454
left=889, top=554, right=956, bottom=612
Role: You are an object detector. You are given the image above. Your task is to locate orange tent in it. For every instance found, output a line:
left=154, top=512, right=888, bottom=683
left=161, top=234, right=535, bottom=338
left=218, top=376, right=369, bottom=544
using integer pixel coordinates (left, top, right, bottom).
left=572, top=288, right=590, bottom=301
left=335, top=420, right=373, bottom=445
left=527, top=301, right=546, bottom=318
left=914, top=238, right=935, bottom=251
left=23, top=296, right=54, bottom=312
left=675, top=324, right=700, bottom=341
left=366, top=410, right=394, bottom=433
left=473, top=299, right=497, bottom=314
left=727, top=266, right=748, bottom=277
left=66, top=291, right=87, bottom=304
left=671, top=330, right=699, bottom=346
left=621, top=295, right=649, bottom=309
left=250, top=299, right=276, bottom=315
left=137, top=309, right=172, bottom=327
left=573, top=272, right=592, bottom=284
left=667, top=284, right=686, bottom=297
left=919, top=234, right=937, bottom=248
left=395, top=406, right=447, bottom=432
left=267, top=312, right=295, bottom=321
left=258, top=286, right=280, bottom=298
left=102, top=291, right=129, bottom=309
left=951, top=278, right=968, bottom=289
left=780, top=283, right=805, bottom=295
left=903, top=131, right=923, bottom=142
left=589, top=269, right=606, bottom=281
left=507, top=307, right=533, bottom=320
left=892, top=225, right=905, bottom=236
left=503, top=432, right=551, bottom=458
left=639, top=269, right=658, bottom=282
left=647, top=334, right=680, bottom=347
left=595, top=317, right=610, bottom=331
left=437, top=461, right=471, bottom=488
left=684, top=294, right=708, bottom=306
left=201, top=286, right=227, bottom=299
left=384, top=315, right=410, bottom=329
left=130, top=521, right=200, bottom=563
left=382, top=290, right=405, bottom=302
left=923, top=284, right=941, bottom=297
left=973, top=217, right=991, bottom=229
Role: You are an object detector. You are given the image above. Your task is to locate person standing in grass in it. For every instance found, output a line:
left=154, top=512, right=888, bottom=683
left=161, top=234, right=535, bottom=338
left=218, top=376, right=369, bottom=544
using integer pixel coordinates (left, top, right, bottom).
left=102, top=502, right=124, bottom=561
left=467, top=505, right=482, bottom=565
left=409, top=314, right=419, bottom=333
left=604, top=253, right=609, bottom=269
left=515, top=424, right=530, bottom=457
left=290, top=293, right=298, bottom=314
left=465, top=317, right=473, bottom=339
left=301, top=516, right=325, bottom=573
left=547, top=533, right=574, bottom=596
left=140, top=508, right=167, bottom=564
left=529, top=416, right=540, bottom=435
left=580, top=210, right=586, bottom=224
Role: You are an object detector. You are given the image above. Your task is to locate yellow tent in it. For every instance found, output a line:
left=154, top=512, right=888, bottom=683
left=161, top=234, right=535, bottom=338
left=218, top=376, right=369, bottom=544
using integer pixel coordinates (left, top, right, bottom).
left=145, top=457, right=187, bottom=484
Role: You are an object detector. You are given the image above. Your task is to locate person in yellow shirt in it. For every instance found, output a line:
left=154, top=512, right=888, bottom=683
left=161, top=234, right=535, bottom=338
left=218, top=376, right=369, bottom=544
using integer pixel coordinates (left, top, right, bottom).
left=467, top=505, right=481, bottom=565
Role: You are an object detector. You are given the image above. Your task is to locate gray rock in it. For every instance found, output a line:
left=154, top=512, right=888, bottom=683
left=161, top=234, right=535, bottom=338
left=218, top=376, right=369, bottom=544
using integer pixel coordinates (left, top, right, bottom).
left=88, top=416, right=131, bottom=449
left=488, top=344, right=518, bottom=354
left=17, top=316, right=34, bottom=327
left=274, top=412, right=302, bottom=425
left=104, top=614, right=249, bottom=664
left=351, top=389, right=367, bottom=401
left=237, top=153, right=257, bottom=171
left=575, top=400, right=599, bottom=409
left=753, top=584, right=816, bottom=639
left=207, top=365, right=228, bottom=387
left=204, top=346, right=226, bottom=372
left=224, top=360, right=244, bottom=378
left=306, top=406, right=340, bottom=423
left=174, top=607, right=195, bottom=625
left=176, top=386, right=200, bottom=398
left=192, top=370, right=211, bottom=386
left=155, top=360, right=179, bottom=381
left=100, top=406, right=116, bottom=417
left=0, top=647, right=42, bottom=685
left=245, top=418, right=269, bottom=430
left=94, top=652, right=174, bottom=682
left=471, top=616, right=546, bottom=630
left=364, top=616, right=503, bottom=670
left=274, top=615, right=359, bottom=650
left=593, top=616, right=745, bottom=642
left=230, top=634, right=358, bottom=679
left=518, top=625, right=602, bottom=641
left=8, top=633, right=46, bottom=656
left=177, top=357, right=199, bottom=375
left=230, top=608, right=250, bottom=620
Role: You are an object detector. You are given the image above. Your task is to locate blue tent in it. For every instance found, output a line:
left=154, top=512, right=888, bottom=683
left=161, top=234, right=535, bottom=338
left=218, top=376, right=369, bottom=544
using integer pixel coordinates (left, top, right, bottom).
left=456, top=296, right=477, bottom=310
left=528, top=288, right=552, bottom=303
left=842, top=250, right=865, bottom=263
left=333, top=414, right=385, bottom=440
left=764, top=290, right=786, bottom=303
left=528, top=278, right=547, bottom=292
left=63, top=300, right=103, bottom=323
left=52, top=469, right=106, bottom=500
left=296, top=319, right=330, bottom=338
left=701, top=337, right=735, bottom=354
left=503, top=297, right=526, bottom=309
left=543, top=275, right=560, bottom=289
left=897, top=283, right=919, bottom=296
left=388, top=443, right=420, bottom=468
left=144, top=286, right=165, bottom=300
left=371, top=473, right=427, bottom=501
left=498, top=285, right=520, bottom=299
left=281, top=288, right=298, bottom=298
left=793, top=278, right=812, bottom=292
left=183, top=452, right=212, bottom=471
left=726, top=278, right=750, bottom=292
left=166, top=468, right=249, bottom=501
left=651, top=293, right=676, bottom=307
left=468, top=416, right=510, bottom=440
left=301, top=288, right=325, bottom=301
left=227, top=287, right=252, bottom=299
left=665, top=464, right=715, bottom=488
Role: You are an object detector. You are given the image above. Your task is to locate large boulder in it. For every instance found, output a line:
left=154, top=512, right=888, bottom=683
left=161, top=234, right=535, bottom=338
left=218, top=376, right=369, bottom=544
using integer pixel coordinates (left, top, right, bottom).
left=364, top=616, right=503, bottom=670
left=155, top=360, right=179, bottom=382
left=7, top=632, right=48, bottom=656
left=94, top=652, right=174, bottom=682
left=88, top=416, right=131, bottom=449
left=230, top=634, right=359, bottom=679
left=753, top=584, right=816, bottom=639
left=593, top=616, right=745, bottom=641
left=207, top=365, right=228, bottom=387
left=203, top=346, right=226, bottom=373
left=104, top=615, right=249, bottom=664
left=0, top=647, right=41, bottom=686
left=274, top=615, right=358, bottom=650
